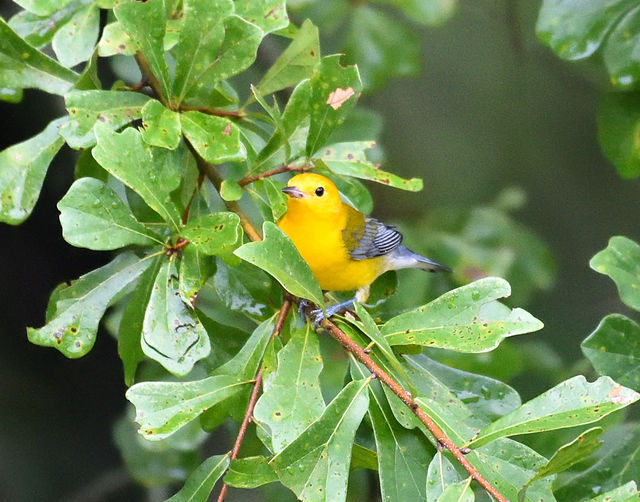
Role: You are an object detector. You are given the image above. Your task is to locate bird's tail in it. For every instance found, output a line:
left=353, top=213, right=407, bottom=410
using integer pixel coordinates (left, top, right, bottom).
left=389, top=245, right=452, bottom=273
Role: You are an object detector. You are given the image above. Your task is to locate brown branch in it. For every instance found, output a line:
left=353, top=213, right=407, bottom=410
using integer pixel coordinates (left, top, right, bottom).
left=320, top=318, right=508, bottom=502
left=186, top=141, right=262, bottom=243
left=238, top=164, right=312, bottom=187
left=180, top=104, right=246, bottom=118
left=134, top=52, right=169, bottom=108
left=217, top=298, right=292, bottom=502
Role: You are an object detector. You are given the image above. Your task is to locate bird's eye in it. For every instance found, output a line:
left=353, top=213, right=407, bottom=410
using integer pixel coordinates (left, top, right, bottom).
left=315, top=186, right=325, bottom=197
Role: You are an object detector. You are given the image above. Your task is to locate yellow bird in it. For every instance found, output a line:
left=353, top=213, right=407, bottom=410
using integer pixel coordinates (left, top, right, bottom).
left=278, top=173, right=450, bottom=322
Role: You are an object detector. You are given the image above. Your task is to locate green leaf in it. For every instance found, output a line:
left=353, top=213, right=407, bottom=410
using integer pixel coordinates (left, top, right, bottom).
left=114, top=0, right=171, bottom=101
left=13, top=0, right=73, bottom=16
left=234, top=222, right=324, bottom=307
left=0, top=117, right=65, bottom=225
left=0, top=18, right=78, bottom=95
left=316, top=141, right=423, bottom=191
left=355, top=368, right=430, bottom=502
left=93, top=124, right=182, bottom=230
left=234, top=0, right=288, bottom=34
left=585, top=482, right=640, bottom=502
left=182, top=213, right=242, bottom=256
left=536, top=0, right=637, bottom=60
left=141, top=259, right=211, bottom=376
left=470, top=376, right=640, bottom=447
left=211, top=259, right=270, bottom=318
left=51, top=4, right=99, bottom=68
left=8, top=2, right=81, bottom=49
left=602, top=6, right=640, bottom=87
left=180, top=15, right=263, bottom=104
left=256, top=19, right=320, bottom=97
left=590, top=236, right=640, bottom=310
left=62, top=90, right=150, bottom=148
left=119, top=256, right=163, bottom=386
left=469, top=438, right=555, bottom=502
left=181, top=111, right=245, bottom=164
left=220, top=179, right=243, bottom=202
left=126, top=374, right=248, bottom=440
left=224, top=456, right=278, bottom=489
left=597, top=93, right=640, bottom=179
left=178, top=245, right=215, bottom=308
left=58, top=177, right=161, bottom=250
left=306, top=55, right=363, bottom=156
left=166, top=454, right=230, bottom=502
left=97, top=21, right=137, bottom=57
left=171, top=0, right=234, bottom=104
left=270, top=378, right=371, bottom=502
left=518, top=427, right=603, bottom=502
left=555, top=423, right=640, bottom=501
left=436, top=478, right=474, bottom=502
left=426, top=452, right=461, bottom=502
left=381, top=277, right=543, bottom=351
left=140, top=100, right=182, bottom=150
left=582, top=314, right=640, bottom=391
left=344, top=6, right=420, bottom=91
left=28, top=252, right=151, bottom=357
left=351, top=444, right=378, bottom=471
left=254, top=323, right=325, bottom=453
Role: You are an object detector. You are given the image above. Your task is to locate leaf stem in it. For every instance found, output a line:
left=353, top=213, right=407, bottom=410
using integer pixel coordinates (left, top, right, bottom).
left=134, top=52, right=169, bottom=108
left=319, top=318, right=508, bottom=502
left=216, top=299, right=292, bottom=502
left=179, top=105, right=246, bottom=118
left=238, top=164, right=312, bottom=187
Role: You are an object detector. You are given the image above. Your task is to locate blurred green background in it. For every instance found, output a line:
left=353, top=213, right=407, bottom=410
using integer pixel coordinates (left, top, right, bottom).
left=1, top=0, right=639, bottom=500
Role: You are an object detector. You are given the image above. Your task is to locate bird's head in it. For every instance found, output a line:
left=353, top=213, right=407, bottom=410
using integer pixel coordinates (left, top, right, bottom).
left=282, top=173, right=342, bottom=215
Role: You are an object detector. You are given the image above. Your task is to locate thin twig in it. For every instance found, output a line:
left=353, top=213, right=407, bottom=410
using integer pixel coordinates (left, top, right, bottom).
left=180, top=104, right=246, bottom=118
left=186, top=141, right=262, bottom=242
left=320, top=318, right=508, bottom=502
left=134, top=52, right=169, bottom=108
left=238, top=164, right=312, bottom=187
left=216, top=299, right=292, bottom=502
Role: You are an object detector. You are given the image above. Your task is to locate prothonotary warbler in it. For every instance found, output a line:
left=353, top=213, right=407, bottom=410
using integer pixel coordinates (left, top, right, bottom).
left=278, top=173, right=450, bottom=323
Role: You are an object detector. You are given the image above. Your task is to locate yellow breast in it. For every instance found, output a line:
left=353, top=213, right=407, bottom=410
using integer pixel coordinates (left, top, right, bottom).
left=278, top=207, right=386, bottom=292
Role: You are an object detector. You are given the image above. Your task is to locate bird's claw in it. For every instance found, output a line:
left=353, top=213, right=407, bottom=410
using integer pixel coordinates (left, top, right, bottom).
left=310, top=308, right=326, bottom=328
left=298, top=298, right=311, bottom=322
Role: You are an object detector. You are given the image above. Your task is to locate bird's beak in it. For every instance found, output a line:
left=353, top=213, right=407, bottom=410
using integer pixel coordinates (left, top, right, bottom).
left=282, top=186, right=306, bottom=198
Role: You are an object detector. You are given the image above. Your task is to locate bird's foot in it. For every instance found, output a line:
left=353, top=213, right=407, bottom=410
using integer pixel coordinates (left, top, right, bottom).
left=310, top=299, right=355, bottom=328
left=297, top=298, right=312, bottom=322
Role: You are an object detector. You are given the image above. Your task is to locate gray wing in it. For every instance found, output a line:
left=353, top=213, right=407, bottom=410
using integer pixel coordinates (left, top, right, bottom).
left=347, top=217, right=403, bottom=260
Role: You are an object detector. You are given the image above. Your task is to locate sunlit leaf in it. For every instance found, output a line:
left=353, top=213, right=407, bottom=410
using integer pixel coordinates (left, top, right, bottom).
left=0, top=18, right=77, bottom=95
left=126, top=374, right=248, bottom=440
left=28, top=252, right=151, bottom=357
left=181, top=212, right=242, bottom=257
left=0, top=117, right=65, bottom=225
left=140, top=100, right=181, bottom=150
left=315, top=141, right=422, bottom=191
left=14, top=0, right=73, bottom=16
left=61, top=90, right=150, bottom=148
left=234, top=222, right=324, bottom=307
left=178, top=245, right=216, bottom=308
left=212, top=259, right=271, bottom=318
left=97, top=21, right=137, bottom=57
left=602, top=6, right=640, bottom=88
left=166, top=454, right=230, bottom=502
left=114, top=0, right=171, bottom=101
left=181, top=111, right=245, bottom=164
left=93, top=124, right=182, bottom=231
left=234, top=0, right=288, bottom=34
left=435, top=478, right=474, bottom=502
left=8, top=2, right=80, bottom=49
left=306, top=55, right=362, bottom=157
left=382, top=277, right=543, bottom=351
left=254, top=323, right=325, bottom=452
left=270, top=379, right=371, bottom=502
left=256, top=19, right=319, bottom=96
left=590, top=236, right=640, bottom=310
left=426, top=452, right=461, bottom=502
left=470, top=376, right=640, bottom=447
left=58, top=177, right=160, bottom=250
left=51, top=3, right=99, bottom=68
left=141, top=259, right=211, bottom=376
left=585, top=482, right=640, bottom=502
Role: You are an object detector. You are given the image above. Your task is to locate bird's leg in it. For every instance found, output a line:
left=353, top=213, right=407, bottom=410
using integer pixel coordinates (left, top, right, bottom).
left=310, top=286, right=370, bottom=327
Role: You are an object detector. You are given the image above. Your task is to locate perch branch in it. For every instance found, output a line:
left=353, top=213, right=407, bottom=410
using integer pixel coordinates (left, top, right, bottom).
left=320, top=318, right=508, bottom=502
left=216, top=299, right=292, bottom=502
left=238, top=164, right=312, bottom=187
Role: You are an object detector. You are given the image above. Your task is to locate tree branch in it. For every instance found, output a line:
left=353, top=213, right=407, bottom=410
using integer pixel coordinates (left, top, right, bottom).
left=216, top=298, right=292, bottom=502
left=238, top=164, right=312, bottom=187
left=134, top=52, right=169, bottom=108
left=179, top=104, right=246, bottom=118
left=320, top=318, right=508, bottom=502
